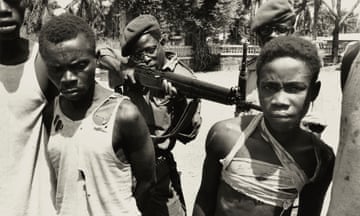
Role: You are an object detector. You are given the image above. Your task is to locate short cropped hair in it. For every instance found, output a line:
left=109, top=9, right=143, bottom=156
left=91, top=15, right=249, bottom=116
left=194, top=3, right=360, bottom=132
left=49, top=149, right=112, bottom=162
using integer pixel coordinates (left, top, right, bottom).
left=256, top=36, right=321, bottom=82
left=39, top=13, right=96, bottom=56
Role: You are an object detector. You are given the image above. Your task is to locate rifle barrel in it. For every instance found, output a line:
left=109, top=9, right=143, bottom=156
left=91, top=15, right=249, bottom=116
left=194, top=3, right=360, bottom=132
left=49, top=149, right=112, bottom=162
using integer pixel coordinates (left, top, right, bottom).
left=134, top=67, right=262, bottom=112
left=135, top=67, right=233, bottom=105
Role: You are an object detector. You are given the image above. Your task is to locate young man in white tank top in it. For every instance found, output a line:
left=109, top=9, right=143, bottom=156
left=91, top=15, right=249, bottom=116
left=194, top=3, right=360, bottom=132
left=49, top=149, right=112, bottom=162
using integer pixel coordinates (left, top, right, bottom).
left=0, top=0, right=57, bottom=215
left=39, top=14, right=156, bottom=215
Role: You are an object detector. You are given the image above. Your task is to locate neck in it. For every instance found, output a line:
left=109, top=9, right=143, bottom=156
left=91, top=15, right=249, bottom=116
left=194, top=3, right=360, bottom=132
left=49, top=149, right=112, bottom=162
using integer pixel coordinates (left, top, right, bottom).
left=60, top=82, right=96, bottom=121
left=264, top=120, right=301, bottom=147
left=0, top=38, right=30, bottom=65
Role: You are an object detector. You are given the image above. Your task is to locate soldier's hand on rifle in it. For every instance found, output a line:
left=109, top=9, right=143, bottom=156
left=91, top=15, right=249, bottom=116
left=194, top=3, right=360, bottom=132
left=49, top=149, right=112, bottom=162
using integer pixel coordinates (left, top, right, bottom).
left=97, top=47, right=131, bottom=86
left=123, top=67, right=137, bottom=84
left=162, top=79, right=178, bottom=96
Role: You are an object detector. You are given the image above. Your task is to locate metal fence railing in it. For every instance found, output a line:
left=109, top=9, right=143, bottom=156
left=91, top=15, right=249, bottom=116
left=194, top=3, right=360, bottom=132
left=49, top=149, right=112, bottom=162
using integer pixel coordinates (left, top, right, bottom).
left=99, top=39, right=342, bottom=60
left=165, top=44, right=339, bottom=58
left=165, top=45, right=261, bottom=57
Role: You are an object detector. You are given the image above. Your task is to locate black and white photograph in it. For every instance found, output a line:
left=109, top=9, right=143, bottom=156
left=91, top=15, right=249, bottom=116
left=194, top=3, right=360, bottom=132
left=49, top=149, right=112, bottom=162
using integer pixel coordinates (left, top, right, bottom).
left=0, top=0, right=359, bottom=215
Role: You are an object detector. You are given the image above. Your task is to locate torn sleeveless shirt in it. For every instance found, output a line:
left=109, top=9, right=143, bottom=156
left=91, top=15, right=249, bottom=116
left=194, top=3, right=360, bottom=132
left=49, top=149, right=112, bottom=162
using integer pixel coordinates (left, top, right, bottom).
left=218, top=114, right=320, bottom=215
left=48, top=94, right=140, bottom=216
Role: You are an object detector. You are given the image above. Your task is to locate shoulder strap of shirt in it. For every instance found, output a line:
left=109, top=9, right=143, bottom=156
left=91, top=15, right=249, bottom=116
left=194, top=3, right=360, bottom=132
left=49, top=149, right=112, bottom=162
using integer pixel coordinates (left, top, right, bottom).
left=260, top=119, right=309, bottom=190
left=220, top=114, right=263, bottom=169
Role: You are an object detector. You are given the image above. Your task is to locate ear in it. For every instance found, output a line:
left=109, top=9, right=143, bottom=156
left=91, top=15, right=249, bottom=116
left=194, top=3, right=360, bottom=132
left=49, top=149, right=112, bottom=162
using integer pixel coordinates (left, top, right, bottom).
left=309, top=81, right=321, bottom=102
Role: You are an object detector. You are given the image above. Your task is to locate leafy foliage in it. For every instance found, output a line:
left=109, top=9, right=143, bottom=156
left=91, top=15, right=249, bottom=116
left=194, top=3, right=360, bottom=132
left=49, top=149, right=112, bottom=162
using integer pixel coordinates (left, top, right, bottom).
left=24, top=0, right=360, bottom=67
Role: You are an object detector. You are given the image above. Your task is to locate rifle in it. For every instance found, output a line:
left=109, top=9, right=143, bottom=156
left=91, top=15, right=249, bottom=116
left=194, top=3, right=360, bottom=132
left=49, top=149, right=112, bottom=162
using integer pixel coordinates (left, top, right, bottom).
left=132, top=66, right=261, bottom=111
left=235, top=39, right=249, bottom=116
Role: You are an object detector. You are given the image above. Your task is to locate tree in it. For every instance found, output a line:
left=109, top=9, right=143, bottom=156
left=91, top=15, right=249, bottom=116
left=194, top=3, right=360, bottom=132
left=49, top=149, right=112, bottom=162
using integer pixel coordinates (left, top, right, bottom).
left=228, top=3, right=251, bottom=44
left=322, top=0, right=360, bottom=63
left=184, top=0, right=219, bottom=71
left=313, top=0, right=321, bottom=39
left=184, top=0, right=251, bottom=71
left=294, top=0, right=314, bottom=35
left=23, top=0, right=47, bottom=39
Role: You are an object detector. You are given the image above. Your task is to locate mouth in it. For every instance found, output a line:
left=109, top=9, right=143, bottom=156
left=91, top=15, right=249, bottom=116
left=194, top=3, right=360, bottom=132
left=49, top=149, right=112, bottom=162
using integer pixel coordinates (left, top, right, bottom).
left=138, top=62, right=156, bottom=68
left=0, top=20, right=18, bottom=33
left=269, top=112, right=293, bottom=119
left=0, top=25, right=17, bottom=33
left=0, top=18, right=18, bottom=29
left=60, top=88, right=79, bottom=95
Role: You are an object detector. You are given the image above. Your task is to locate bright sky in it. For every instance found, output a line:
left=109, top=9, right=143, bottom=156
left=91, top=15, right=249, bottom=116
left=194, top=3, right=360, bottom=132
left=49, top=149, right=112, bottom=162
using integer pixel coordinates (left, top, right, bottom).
left=324, top=0, right=360, bottom=13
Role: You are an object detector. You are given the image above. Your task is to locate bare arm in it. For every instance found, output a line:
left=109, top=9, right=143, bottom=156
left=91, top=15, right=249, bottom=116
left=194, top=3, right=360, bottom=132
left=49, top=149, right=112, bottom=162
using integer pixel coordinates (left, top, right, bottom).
left=297, top=144, right=335, bottom=216
left=193, top=122, right=229, bottom=216
left=35, top=53, right=58, bottom=102
left=113, top=100, right=156, bottom=212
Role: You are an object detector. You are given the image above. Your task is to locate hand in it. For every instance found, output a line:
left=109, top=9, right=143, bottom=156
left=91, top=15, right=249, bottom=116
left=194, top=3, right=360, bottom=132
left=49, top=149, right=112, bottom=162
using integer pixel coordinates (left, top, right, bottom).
left=162, top=79, right=177, bottom=96
left=122, top=66, right=137, bottom=84
left=301, top=114, right=327, bottom=138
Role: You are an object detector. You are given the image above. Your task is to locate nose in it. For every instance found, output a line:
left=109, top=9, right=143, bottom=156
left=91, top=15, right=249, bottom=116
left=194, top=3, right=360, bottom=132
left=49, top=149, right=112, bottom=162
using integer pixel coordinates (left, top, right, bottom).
left=143, top=55, right=152, bottom=64
left=0, top=0, right=11, bottom=17
left=269, top=31, right=279, bottom=39
left=271, top=90, right=290, bottom=109
left=60, top=70, right=77, bottom=88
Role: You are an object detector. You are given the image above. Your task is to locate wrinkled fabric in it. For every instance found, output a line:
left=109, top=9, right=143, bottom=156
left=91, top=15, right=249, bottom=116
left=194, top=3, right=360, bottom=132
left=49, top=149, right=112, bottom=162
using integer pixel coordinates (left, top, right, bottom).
left=220, top=114, right=314, bottom=212
left=0, top=43, right=56, bottom=216
left=48, top=94, right=140, bottom=216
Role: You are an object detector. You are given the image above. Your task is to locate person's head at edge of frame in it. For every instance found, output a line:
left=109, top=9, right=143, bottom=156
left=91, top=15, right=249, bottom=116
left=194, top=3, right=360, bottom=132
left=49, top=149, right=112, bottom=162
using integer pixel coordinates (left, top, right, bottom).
left=38, top=13, right=97, bottom=101
left=0, top=0, right=28, bottom=41
left=0, top=0, right=32, bottom=65
left=121, top=14, right=166, bottom=70
left=251, top=0, right=296, bottom=47
left=255, top=36, right=321, bottom=134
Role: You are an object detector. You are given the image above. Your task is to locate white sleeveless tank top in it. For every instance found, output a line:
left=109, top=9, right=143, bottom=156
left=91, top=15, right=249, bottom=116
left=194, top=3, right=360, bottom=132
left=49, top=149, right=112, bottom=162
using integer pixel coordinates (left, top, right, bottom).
left=0, top=43, right=55, bottom=215
left=48, top=94, right=140, bottom=216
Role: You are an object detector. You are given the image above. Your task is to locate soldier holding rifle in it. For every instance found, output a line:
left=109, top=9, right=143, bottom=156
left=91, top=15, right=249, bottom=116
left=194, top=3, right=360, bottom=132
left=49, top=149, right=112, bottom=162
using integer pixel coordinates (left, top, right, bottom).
left=119, top=15, right=202, bottom=216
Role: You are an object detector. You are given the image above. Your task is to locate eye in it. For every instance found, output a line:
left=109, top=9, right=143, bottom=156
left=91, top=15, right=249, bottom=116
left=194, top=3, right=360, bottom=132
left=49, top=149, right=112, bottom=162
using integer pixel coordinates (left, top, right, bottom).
left=47, top=65, right=66, bottom=75
left=275, top=25, right=291, bottom=34
left=70, top=60, right=89, bottom=72
left=143, top=45, right=157, bottom=55
left=283, top=83, right=307, bottom=93
left=261, top=82, right=281, bottom=93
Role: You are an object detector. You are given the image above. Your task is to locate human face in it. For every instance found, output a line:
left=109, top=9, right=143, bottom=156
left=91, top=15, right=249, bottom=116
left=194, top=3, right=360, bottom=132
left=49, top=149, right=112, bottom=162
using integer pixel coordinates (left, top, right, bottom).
left=42, top=33, right=96, bottom=101
left=257, top=20, right=294, bottom=47
left=0, top=0, right=25, bottom=40
left=258, top=57, right=318, bottom=133
left=130, top=33, right=165, bottom=70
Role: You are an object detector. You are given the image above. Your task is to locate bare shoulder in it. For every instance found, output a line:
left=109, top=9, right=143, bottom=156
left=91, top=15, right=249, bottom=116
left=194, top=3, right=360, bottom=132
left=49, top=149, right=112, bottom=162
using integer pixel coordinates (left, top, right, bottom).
left=115, top=98, right=142, bottom=123
left=206, top=115, right=257, bottom=159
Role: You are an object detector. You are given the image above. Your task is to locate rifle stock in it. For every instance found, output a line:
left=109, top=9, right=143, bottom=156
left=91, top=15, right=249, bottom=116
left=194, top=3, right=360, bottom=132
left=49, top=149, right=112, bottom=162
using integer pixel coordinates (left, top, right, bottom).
left=133, top=66, right=261, bottom=111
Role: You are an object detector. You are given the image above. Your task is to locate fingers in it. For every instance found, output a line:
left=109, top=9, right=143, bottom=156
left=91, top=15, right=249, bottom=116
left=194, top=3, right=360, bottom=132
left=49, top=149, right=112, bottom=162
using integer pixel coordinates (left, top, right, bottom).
left=123, top=68, right=137, bottom=84
left=162, top=79, right=177, bottom=96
